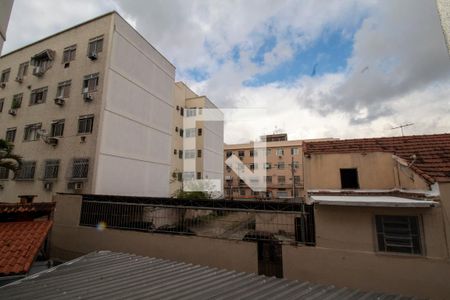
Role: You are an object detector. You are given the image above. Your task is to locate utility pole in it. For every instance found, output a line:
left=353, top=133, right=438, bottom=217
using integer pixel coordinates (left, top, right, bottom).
left=391, top=123, right=414, bottom=137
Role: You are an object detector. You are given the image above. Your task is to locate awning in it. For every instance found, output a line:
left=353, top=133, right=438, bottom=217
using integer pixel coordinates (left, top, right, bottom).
left=309, top=195, right=438, bottom=208
left=30, top=49, right=55, bottom=65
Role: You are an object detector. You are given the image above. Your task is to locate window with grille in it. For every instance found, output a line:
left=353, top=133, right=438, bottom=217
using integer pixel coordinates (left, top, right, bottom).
left=197, top=149, right=202, bottom=158
left=277, top=162, right=285, bottom=169
left=78, top=115, right=94, bottom=134
left=375, top=215, right=422, bottom=255
left=278, top=176, right=286, bottom=184
left=12, top=93, right=22, bottom=109
left=44, top=160, right=59, bottom=179
left=82, top=73, right=99, bottom=93
left=16, top=161, right=36, bottom=180
left=24, top=123, right=41, bottom=141
left=56, top=80, right=71, bottom=98
left=30, top=87, right=48, bottom=105
left=1, top=68, right=10, bottom=83
left=5, top=128, right=16, bottom=143
left=294, top=176, right=301, bottom=184
left=276, top=148, right=284, bottom=156
left=72, top=158, right=89, bottom=179
left=88, top=36, right=103, bottom=55
left=293, top=161, right=300, bottom=169
left=0, top=167, right=9, bottom=180
left=51, top=120, right=65, bottom=137
left=291, top=148, right=299, bottom=155
left=62, top=45, right=76, bottom=64
left=17, top=62, right=29, bottom=78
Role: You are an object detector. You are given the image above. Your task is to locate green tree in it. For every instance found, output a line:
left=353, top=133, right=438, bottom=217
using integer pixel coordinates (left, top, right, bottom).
left=0, top=139, right=22, bottom=182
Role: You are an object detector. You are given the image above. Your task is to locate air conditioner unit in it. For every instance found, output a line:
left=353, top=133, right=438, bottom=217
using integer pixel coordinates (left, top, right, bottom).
left=0, top=82, right=5, bottom=88
left=32, top=66, right=44, bottom=77
left=73, top=182, right=83, bottom=190
left=15, top=77, right=23, bottom=83
left=47, top=137, right=58, bottom=146
left=83, top=93, right=93, bottom=102
left=43, top=182, right=53, bottom=191
left=54, top=97, right=65, bottom=106
left=8, top=109, right=17, bottom=116
left=88, top=52, right=98, bottom=60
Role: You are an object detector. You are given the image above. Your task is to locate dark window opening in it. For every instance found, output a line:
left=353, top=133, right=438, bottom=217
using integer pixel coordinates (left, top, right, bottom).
left=295, top=205, right=316, bottom=246
left=340, top=168, right=359, bottom=189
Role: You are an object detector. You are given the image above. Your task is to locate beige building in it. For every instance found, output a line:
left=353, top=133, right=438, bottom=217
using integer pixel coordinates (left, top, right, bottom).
left=0, top=12, right=177, bottom=202
left=0, top=0, right=14, bottom=53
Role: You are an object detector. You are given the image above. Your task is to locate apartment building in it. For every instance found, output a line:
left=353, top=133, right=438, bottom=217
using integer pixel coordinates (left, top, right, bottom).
left=0, top=0, right=14, bottom=53
left=224, top=133, right=327, bottom=200
left=171, top=82, right=224, bottom=197
left=0, top=12, right=176, bottom=202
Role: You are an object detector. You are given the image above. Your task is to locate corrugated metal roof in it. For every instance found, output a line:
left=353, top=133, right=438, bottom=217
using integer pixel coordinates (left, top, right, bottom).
left=0, top=251, right=419, bottom=300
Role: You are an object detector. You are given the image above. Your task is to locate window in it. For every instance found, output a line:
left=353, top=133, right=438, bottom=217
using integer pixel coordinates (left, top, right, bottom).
left=78, top=115, right=94, bottom=134
left=17, top=62, right=29, bottom=79
left=30, top=87, right=48, bottom=105
left=88, top=36, right=104, bottom=55
left=291, top=148, right=299, bottom=155
left=180, top=107, right=184, bottom=116
left=16, top=161, right=36, bottom=180
left=295, top=207, right=316, bottom=246
left=238, top=150, right=245, bottom=157
left=264, top=163, right=271, bottom=169
left=277, top=162, right=285, bottom=170
left=24, top=123, right=41, bottom=141
left=173, top=149, right=177, bottom=155
left=197, top=149, right=202, bottom=158
left=294, top=176, right=301, bottom=184
left=196, top=172, right=202, bottom=180
left=266, top=176, right=272, bottom=183
left=50, top=119, right=65, bottom=137
left=43, top=159, right=59, bottom=179
left=266, top=148, right=272, bottom=155
left=249, top=163, right=255, bottom=170
left=185, top=128, right=196, bottom=137
left=62, top=45, right=76, bottom=64
left=186, top=108, right=196, bottom=117
left=12, top=93, right=22, bottom=109
left=277, top=190, right=288, bottom=197
left=82, top=73, right=99, bottom=93
left=0, top=167, right=9, bottom=180
left=56, top=80, right=71, bottom=98
left=178, top=150, right=183, bottom=159
left=226, top=151, right=232, bottom=158
left=198, top=128, right=202, bottom=136
left=0, top=98, right=3, bottom=112
left=249, top=150, right=254, bottom=157
left=293, top=161, right=300, bottom=169
left=375, top=215, right=422, bottom=255
left=183, top=172, right=195, bottom=181
left=340, top=168, right=359, bottom=189
left=278, top=176, right=286, bottom=184
left=1, top=68, right=10, bottom=83
left=177, top=172, right=182, bottom=182
left=184, top=150, right=196, bottom=159
left=240, top=189, right=246, bottom=196
left=5, top=128, right=16, bottom=143
left=72, top=158, right=89, bottom=179
left=276, top=148, right=284, bottom=156
left=179, top=129, right=184, bottom=137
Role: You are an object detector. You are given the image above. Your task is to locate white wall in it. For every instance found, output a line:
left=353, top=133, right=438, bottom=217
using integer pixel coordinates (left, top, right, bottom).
left=203, top=106, right=224, bottom=194
left=94, top=14, right=175, bottom=197
left=0, top=0, right=14, bottom=54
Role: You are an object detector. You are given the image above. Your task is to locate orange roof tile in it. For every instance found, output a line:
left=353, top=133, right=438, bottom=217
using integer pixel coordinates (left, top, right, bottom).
left=0, top=221, right=53, bottom=276
left=303, top=133, right=450, bottom=183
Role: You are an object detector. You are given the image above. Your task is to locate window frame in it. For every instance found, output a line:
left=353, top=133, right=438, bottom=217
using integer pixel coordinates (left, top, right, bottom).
left=43, top=159, right=60, bottom=180
left=50, top=119, right=65, bottom=137
left=87, top=35, right=104, bottom=55
left=23, top=123, right=42, bottom=142
left=78, top=115, right=94, bottom=135
left=16, top=161, right=36, bottom=181
left=62, top=45, right=77, bottom=64
left=30, top=87, right=48, bottom=105
left=72, top=158, right=89, bottom=179
left=5, top=127, right=16, bottom=143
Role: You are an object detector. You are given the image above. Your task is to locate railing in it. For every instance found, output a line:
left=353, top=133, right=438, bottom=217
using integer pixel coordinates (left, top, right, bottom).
left=79, top=195, right=315, bottom=244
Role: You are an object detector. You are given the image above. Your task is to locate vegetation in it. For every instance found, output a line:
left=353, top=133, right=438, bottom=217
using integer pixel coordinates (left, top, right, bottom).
left=0, top=139, right=22, bottom=182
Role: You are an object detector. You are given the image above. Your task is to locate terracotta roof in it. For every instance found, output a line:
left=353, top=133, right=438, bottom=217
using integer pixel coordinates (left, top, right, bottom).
left=0, top=203, right=55, bottom=221
left=0, top=221, right=53, bottom=276
left=304, top=133, right=450, bottom=183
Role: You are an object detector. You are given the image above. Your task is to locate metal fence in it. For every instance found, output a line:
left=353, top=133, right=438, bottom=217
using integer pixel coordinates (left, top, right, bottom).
left=79, top=195, right=315, bottom=244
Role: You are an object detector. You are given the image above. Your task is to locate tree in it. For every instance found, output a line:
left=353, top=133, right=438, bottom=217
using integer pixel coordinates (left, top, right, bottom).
left=0, top=139, right=22, bottom=182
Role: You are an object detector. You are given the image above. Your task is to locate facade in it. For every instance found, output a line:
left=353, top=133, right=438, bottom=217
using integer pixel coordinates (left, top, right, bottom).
left=0, top=0, right=14, bottom=53
left=0, top=12, right=176, bottom=202
left=437, top=0, right=450, bottom=57
left=170, top=82, right=224, bottom=197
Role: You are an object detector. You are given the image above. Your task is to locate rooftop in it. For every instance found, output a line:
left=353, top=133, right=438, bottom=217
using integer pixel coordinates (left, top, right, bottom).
left=0, top=251, right=416, bottom=299
left=0, top=202, right=55, bottom=222
left=0, top=221, right=53, bottom=276
left=303, top=133, right=450, bottom=183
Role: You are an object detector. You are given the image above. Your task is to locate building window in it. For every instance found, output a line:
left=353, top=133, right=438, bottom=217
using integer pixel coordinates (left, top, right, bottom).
left=0, top=98, right=3, bottom=112
left=82, top=73, right=99, bottom=93
left=249, top=163, right=255, bottom=170
left=295, top=208, right=316, bottom=246
left=16, top=161, right=36, bottom=180
left=264, top=163, right=271, bottom=169
left=240, top=189, right=246, bottom=196
left=78, top=115, right=94, bottom=134
left=294, top=176, right=301, bottom=184
left=17, top=62, right=29, bottom=79
left=184, top=150, right=196, bottom=159
left=183, top=172, right=195, bottom=181
left=30, top=87, right=48, bottom=105
left=1, top=68, right=10, bottom=83
left=198, top=128, right=202, bottom=136
left=340, top=168, right=359, bottom=189
left=62, top=45, right=76, bottom=65
left=56, top=80, right=71, bottom=98
left=0, top=167, right=9, bottom=180
left=178, top=150, right=183, bottom=159
left=72, top=158, right=89, bottom=179
left=293, top=161, right=300, bottom=169
left=291, top=148, right=299, bottom=155
left=249, top=150, right=254, bottom=157
left=197, top=149, right=202, bottom=158
left=180, top=107, right=184, bottom=116
left=186, top=108, right=196, bottom=117
left=276, top=148, right=284, bottom=156
left=266, top=176, right=272, bottom=183
left=5, top=128, right=16, bottom=143
left=278, top=176, right=285, bottom=184
left=177, top=172, right=182, bottom=182
left=375, top=215, right=422, bottom=255
left=173, top=149, right=177, bottom=155
left=277, top=162, right=285, bottom=170
left=266, top=148, right=272, bottom=155
left=238, top=150, right=245, bottom=157
left=185, top=128, right=196, bottom=138
left=50, top=119, right=65, bottom=137
left=88, top=36, right=104, bottom=55
left=12, top=94, right=22, bottom=109
left=43, top=159, right=59, bottom=179
left=24, top=123, right=42, bottom=141
left=226, top=151, right=232, bottom=158
left=196, top=172, right=202, bottom=180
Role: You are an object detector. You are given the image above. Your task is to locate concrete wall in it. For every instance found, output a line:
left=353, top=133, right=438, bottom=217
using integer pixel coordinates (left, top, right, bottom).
left=0, top=0, right=14, bottom=54
left=94, top=14, right=175, bottom=197
left=437, top=0, right=450, bottom=57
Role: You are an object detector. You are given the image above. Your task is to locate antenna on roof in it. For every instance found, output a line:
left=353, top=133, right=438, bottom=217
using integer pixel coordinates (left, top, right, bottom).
left=391, top=123, right=414, bottom=137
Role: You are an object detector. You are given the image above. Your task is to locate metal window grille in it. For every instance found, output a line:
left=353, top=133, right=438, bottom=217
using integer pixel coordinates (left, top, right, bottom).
left=44, top=160, right=59, bottom=179
left=5, top=128, right=16, bottom=143
left=72, top=158, right=89, bottom=179
left=88, top=36, right=103, bottom=54
left=278, top=176, right=285, bottom=184
left=16, top=161, right=36, bottom=180
left=375, top=215, right=422, bottom=255
left=30, top=87, right=48, bottom=105
left=51, top=120, right=65, bottom=137
left=78, top=115, right=94, bottom=134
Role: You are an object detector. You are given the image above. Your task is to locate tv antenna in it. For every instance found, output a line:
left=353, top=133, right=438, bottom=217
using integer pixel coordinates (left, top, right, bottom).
left=391, top=123, right=414, bottom=136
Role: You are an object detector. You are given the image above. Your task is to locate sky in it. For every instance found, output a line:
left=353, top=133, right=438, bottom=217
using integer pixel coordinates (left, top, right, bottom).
left=3, top=0, right=450, bottom=143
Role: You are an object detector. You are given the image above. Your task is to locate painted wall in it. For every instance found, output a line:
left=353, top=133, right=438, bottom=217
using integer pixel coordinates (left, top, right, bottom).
left=94, top=14, right=175, bottom=197
left=0, top=0, right=14, bottom=54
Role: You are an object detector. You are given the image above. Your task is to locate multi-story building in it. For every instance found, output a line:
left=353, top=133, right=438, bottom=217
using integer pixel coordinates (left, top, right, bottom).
left=0, top=12, right=177, bottom=202
left=224, top=133, right=308, bottom=200
left=171, top=82, right=224, bottom=197
left=0, top=0, right=14, bottom=53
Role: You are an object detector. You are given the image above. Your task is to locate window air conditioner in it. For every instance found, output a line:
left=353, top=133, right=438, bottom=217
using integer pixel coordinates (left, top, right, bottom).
left=54, top=97, right=65, bottom=106
left=88, top=52, right=98, bottom=60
